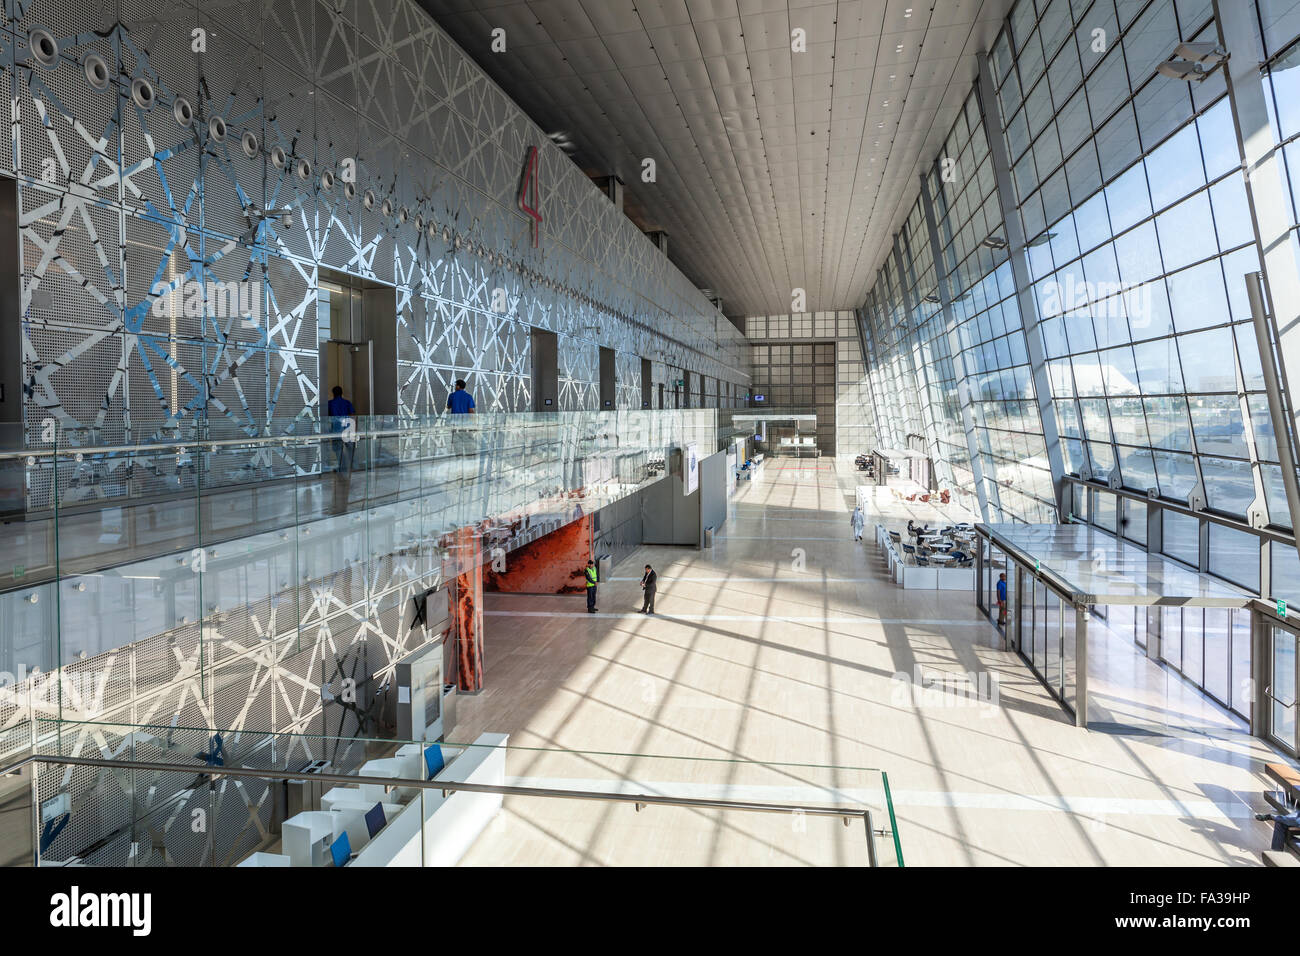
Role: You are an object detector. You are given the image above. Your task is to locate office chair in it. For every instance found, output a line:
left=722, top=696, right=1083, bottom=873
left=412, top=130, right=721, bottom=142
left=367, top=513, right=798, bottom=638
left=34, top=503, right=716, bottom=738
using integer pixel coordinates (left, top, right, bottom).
left=364, top=802, right=387, bottom=840
left=329, top=831, right=353, bottom=868
left=424, top=744, right=445, bottom=779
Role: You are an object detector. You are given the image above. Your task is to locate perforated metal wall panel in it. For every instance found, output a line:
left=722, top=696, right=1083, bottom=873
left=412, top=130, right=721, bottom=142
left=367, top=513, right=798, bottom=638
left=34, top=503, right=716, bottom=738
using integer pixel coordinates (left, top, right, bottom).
left=5, top=0, right=751, bottom=862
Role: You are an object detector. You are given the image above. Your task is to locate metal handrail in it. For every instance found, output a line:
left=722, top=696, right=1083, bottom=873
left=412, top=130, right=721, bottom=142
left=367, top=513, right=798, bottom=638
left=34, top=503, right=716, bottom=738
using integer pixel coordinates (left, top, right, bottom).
left=0, top=425, right=613, bottom=461
left=0, top=410, right=713, bottom=461
left=1263, top=684, right=1297, bottom=709
left=1, top=752, right=890, bottom=866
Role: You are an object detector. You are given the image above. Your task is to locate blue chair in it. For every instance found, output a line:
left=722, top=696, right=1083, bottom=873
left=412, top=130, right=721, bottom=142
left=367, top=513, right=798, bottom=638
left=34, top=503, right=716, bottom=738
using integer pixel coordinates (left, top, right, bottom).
left=424, top=744, right=445, bottom=779
left=329, top=831, right=352, bottom=868
left=916, top=556, right=930, bottom=566
left=364, top=802, right=386, bottom=840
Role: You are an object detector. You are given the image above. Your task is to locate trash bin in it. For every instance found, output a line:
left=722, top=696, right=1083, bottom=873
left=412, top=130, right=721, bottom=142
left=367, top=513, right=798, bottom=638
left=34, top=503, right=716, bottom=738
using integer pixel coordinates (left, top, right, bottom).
left=596, top=553, right=613, bottom=582
left=703, top=526, right=714, bottom=548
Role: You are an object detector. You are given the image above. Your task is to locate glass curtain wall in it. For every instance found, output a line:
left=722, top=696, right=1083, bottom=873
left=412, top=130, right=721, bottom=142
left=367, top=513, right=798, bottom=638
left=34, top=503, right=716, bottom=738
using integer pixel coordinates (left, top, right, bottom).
left=905, top=197, right=982, bottom=503
left=857, top=0, right=1300, bottom=534
left=1001, top=0, right=1277, bottom=524
left=932, top=92, right=1056, bottom=523
left=855, top=0, right=1300, bottom=737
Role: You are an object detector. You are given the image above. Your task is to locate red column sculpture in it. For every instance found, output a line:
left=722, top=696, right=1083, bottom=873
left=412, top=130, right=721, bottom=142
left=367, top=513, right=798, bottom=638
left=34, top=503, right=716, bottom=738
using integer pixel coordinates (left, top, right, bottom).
left=444, top=526, right=484, bottom=693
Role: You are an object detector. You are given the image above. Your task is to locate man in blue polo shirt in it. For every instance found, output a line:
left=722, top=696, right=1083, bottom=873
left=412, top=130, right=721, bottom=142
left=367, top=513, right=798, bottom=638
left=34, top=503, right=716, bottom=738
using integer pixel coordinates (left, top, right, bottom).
left=447, top=379, right=475, bottom=414
left=996, top=572, right=1007, bottom=626
left=327, top=385, right=355, bottom=472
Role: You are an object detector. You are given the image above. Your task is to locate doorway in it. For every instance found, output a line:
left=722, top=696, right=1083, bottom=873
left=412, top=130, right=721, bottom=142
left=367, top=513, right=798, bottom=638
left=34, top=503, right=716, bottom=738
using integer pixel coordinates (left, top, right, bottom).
left=317, top=267, right=397, bottom=417
left=324, top=341, right=373, bottom=415
left=1264, top=618, right=1298, bottom=756
left=599, top=346, right=616, bottom=410
left=641, top=357, right=652, bottom=408
left=531, top=328, right=558, bottom=410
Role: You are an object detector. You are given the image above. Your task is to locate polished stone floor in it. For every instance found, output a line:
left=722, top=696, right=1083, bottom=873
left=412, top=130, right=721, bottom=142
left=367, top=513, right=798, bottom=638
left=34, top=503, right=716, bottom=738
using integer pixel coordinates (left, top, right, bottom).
left=454, top=459, right=1285, bottom=866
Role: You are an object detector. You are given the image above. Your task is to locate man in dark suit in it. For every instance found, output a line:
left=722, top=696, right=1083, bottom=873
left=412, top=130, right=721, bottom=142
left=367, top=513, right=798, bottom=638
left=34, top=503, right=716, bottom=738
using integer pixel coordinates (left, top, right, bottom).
left=639, top=564, right=657, bottom=615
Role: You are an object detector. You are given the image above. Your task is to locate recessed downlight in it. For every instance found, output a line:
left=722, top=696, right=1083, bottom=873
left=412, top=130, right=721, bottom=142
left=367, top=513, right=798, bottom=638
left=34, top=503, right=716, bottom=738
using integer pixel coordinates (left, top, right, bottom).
left=173, top=96, right=194, bottom=127
left=270, top=145, right=287, bottom=169
left=241, top=130, right=260, bottom=158
left=208, top=115, right=227, bottom=141
left=295, top=157, right=312, bottom=180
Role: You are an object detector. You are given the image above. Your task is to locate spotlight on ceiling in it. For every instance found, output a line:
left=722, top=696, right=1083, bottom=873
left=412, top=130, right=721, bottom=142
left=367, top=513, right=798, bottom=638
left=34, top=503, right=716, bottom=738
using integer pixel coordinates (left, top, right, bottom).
left=1157, top=42, right=1228, bottom=81
left=981, top=235, right=1008, bottom=250
left=547, top=131, right=578, bottom=154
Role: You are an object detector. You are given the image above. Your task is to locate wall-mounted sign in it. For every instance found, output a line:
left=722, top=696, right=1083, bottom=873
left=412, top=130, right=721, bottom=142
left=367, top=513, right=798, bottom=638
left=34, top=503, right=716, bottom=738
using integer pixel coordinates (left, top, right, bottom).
left=518, top=146, right=542, bottom=247
left=753, top=393, right=766, bottom=402
left=685, top=443, right=699, bottom=496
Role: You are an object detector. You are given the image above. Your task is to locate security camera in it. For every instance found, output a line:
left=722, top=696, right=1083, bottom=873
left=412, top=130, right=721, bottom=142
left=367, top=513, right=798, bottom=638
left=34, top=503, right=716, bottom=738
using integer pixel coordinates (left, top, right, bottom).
left=281, top=212, right=292, bottom=230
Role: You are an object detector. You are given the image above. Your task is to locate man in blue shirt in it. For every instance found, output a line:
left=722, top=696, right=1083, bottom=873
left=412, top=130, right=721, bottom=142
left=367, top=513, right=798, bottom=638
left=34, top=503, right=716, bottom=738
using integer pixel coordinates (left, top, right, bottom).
left=447, top=379, right=475, bottom=414
left=327, top=386, right=355, bottom=472
left=996, top=572, right=1007, bottom=626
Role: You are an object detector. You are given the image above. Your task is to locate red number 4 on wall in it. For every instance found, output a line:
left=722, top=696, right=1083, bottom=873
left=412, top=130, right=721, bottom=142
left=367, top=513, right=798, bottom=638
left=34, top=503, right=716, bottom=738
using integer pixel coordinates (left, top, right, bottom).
left=518, top=146, right=542, bottom=247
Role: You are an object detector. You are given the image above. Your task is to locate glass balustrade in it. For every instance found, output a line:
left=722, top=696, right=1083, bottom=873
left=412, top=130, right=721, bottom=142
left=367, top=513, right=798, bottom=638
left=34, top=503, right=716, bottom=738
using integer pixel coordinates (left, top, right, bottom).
left=0, top=411, right=717, bottom=745
left=24, top=718, right=901, bottom=867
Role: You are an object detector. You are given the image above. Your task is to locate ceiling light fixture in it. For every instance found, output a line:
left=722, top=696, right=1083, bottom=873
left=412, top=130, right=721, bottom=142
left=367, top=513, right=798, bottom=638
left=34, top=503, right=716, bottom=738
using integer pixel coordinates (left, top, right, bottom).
left=1156, top=42, right=1228, bottom=81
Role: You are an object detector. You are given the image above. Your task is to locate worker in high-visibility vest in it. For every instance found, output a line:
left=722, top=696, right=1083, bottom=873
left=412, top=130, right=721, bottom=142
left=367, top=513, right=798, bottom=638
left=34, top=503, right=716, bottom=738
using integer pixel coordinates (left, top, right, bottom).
left=584, top=559, right=598, bottom=613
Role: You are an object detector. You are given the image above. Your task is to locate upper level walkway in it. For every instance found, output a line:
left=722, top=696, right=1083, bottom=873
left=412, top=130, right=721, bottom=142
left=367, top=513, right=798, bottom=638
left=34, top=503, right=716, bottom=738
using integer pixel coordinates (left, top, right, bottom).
left=0, top=410, right=715, bottom=738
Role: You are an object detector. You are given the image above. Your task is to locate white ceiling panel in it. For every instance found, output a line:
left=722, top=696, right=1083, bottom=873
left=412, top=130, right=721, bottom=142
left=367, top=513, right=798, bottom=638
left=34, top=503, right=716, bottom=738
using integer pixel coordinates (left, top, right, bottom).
left=417, top=0, right=1015, bottom=315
